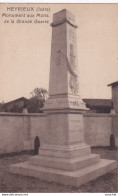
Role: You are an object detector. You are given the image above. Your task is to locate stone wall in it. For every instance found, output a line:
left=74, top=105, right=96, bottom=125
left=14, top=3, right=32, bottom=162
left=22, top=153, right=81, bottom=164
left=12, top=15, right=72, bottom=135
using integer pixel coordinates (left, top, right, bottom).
left=0, top=112, right=117, bottom=154
left=0, top=113, right=46, bottom=154
left=84, top=113, right=112, bottom=146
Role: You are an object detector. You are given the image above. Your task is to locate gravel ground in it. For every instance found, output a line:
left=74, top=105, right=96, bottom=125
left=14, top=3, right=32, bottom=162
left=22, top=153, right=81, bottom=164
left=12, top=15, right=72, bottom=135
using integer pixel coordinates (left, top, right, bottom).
left=0, top=147, right=117, bottom=193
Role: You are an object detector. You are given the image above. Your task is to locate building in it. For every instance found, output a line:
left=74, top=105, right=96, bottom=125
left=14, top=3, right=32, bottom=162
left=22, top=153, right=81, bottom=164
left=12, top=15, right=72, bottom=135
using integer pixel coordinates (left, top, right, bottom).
left=3, top=97, right=28, bottom=113
left=83, top=98, right=113, bottom=113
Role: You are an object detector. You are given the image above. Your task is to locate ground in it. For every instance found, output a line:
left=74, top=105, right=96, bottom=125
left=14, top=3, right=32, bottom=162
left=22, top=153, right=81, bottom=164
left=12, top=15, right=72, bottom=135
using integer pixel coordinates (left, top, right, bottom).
left=0, top=147, right=117, bottom=193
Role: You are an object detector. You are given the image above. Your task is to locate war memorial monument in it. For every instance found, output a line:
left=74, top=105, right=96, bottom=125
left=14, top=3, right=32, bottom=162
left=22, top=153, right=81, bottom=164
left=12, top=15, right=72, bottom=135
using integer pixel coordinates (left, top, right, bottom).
left=10, top=9, right=117, bottom=187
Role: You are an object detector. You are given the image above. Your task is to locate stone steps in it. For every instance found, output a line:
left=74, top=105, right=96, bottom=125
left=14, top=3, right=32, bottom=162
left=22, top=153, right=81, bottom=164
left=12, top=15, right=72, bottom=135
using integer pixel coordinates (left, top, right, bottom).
left=29, top=154, right=100, bottom=171
left=10, top=158, right=116, bottom=187
left=39, top=144, right=91, bottom=159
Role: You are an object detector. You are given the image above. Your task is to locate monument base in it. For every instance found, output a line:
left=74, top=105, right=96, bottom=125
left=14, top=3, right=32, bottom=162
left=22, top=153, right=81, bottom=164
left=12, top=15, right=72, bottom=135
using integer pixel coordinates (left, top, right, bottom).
left=10, top=158, right=116, bottom=187
left=9, top=109, right=117, bottom=187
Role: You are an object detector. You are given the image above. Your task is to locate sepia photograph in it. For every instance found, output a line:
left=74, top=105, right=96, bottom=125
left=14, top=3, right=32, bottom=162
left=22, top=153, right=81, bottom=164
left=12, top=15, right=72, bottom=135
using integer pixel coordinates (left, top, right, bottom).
left=0, top=2, right=118, bottom=193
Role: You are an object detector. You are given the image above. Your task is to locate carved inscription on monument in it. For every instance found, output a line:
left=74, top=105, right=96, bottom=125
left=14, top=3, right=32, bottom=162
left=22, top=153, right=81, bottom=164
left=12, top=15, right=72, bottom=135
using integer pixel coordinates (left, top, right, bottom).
left=70, top=119, right=81, bottom=131
left=56, top=49, right=61, bottom=65
left=69, top=115, right=84, bottom=143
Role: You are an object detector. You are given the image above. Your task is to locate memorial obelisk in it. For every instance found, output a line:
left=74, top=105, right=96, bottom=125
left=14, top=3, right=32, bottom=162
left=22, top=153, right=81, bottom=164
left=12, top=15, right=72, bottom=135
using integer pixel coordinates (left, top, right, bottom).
left=44, top=9, right=86, bottom=111
left=41, top=9, right=90, bottom=157
left=10, top=9, right=116, bottom=187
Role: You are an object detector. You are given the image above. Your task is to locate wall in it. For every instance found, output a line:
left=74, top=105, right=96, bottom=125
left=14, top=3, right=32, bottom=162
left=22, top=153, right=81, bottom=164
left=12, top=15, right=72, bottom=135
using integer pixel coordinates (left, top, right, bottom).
left=23, top=113, right=47, bottom=150
left=84, top=113, right=112, bottom=146
left=112, top=114, right=118, bottom=146
left=0, top=112, right=46, bottom=154
left=0, top=112, right=117, bottom=154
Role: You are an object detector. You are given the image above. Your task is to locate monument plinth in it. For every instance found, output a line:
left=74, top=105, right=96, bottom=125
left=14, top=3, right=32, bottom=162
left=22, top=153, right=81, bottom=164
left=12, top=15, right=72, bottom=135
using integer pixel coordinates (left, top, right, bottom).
left=10, top=9, right=116, bottom=187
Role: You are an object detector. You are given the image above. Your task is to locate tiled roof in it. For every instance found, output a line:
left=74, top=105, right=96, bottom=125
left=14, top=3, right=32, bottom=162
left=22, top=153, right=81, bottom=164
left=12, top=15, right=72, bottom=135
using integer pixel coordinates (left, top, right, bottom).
left=83, top=99, right=112, bottom=107
left=4, top=97, right=28, bottom=106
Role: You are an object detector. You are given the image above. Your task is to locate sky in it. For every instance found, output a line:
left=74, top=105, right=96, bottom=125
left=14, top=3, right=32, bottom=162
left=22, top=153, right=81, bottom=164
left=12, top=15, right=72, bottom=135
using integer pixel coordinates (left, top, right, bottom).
left=0, top=3, right=118, bottom=102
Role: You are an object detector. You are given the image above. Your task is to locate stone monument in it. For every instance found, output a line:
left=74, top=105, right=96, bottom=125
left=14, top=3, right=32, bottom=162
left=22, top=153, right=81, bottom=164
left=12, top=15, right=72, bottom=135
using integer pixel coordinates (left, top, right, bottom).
left=10, top=9, right=116, bottom=187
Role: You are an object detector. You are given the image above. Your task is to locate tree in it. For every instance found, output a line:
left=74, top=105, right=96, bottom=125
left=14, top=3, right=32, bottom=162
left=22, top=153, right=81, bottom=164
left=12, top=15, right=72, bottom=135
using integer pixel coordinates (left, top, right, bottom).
left=27, top=87, right=48, bottom=113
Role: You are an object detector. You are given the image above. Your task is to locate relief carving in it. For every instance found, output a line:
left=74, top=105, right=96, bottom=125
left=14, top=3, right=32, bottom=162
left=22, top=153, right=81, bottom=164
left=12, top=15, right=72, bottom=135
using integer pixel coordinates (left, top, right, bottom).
left=68, top=44, right=79, bottom=94
left=56, top=46, right=79, bottom=94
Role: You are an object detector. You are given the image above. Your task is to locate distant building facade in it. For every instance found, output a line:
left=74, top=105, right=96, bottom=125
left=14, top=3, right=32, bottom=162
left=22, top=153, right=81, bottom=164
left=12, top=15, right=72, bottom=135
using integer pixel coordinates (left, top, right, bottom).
left=3, top=97, right=28, bottom=113
left=83, top=99, right=113, bottom=113
left=0, top=103, right=4, bottom=112
left=3, top=97, right=113, bottom=113
left=108, top=81, right=118, bottom=114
